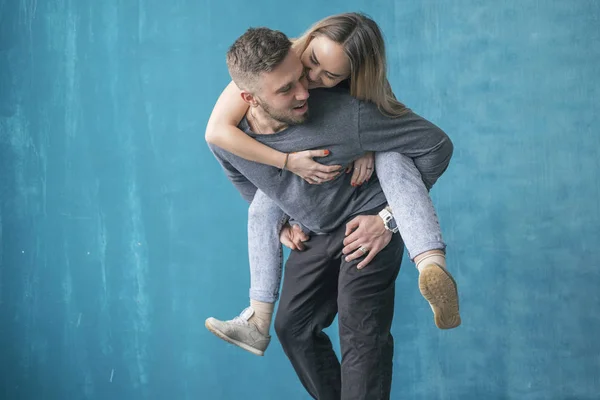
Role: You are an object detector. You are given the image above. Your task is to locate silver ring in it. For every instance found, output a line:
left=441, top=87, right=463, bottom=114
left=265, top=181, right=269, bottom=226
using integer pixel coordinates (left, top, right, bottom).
left=358, top=246, right=368, bottom=254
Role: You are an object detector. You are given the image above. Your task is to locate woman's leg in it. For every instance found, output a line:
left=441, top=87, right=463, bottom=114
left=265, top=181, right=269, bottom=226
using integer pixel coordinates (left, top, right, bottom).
left=205, top=190, right=287, bottom=355
left=375, top=152, right=460, bottom=329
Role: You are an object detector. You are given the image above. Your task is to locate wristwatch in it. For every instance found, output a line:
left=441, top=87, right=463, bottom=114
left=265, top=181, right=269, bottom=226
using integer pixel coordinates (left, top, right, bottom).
left=378, top=205, right=399, bottom=233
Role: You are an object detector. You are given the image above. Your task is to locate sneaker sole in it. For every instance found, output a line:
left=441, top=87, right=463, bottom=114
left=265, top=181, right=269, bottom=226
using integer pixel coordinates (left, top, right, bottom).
left=419, top=264, right=461, bottom=329
left=204, top=319, right=265, bottom=356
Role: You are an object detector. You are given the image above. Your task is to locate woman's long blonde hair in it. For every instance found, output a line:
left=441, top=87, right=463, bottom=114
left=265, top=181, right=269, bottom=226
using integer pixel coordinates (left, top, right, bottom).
left=292, top=12, right=408, bottom=118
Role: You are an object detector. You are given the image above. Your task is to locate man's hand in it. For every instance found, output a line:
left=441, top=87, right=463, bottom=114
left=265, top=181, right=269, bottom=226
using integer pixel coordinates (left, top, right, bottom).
left=343, top=215, right=392, bottom=269
left=280, top=223, right=310, bottom=251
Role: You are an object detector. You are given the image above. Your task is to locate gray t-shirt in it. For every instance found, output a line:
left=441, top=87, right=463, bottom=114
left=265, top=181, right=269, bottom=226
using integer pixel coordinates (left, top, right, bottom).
left=209, top=86, right=452, bottom=234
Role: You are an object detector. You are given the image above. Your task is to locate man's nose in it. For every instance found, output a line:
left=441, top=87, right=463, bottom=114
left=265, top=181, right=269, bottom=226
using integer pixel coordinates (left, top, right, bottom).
left=295, top=83, right=309, bottom=101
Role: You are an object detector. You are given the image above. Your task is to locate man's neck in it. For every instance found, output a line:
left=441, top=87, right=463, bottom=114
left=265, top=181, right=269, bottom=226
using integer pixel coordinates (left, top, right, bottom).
left=248, top=107, right=288, bottom=135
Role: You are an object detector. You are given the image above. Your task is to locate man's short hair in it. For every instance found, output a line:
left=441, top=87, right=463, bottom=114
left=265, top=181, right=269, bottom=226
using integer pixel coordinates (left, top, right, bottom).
left=226, top=27, right=292, bottom=92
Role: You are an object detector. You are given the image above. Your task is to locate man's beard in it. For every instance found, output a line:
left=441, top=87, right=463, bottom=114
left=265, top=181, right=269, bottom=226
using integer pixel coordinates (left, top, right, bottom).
left=257, top=97, right=309, bottom=127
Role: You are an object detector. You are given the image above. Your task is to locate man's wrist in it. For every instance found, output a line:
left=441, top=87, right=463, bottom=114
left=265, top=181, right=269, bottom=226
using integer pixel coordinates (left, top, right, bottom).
left=379, top=205, right=399, bottom=234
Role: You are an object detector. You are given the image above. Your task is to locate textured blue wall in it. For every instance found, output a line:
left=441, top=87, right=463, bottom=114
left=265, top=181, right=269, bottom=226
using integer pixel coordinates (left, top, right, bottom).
left=0, top=0, right=599, bottom=399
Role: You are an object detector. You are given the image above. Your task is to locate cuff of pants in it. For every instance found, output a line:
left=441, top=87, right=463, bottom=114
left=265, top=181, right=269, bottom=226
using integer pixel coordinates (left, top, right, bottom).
left=249, top=288, right=279, bottom=304
left=407, top=240, right=446, bottom=261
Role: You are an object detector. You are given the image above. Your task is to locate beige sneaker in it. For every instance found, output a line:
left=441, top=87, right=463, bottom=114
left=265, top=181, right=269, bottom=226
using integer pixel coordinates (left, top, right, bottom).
left=419, top=264, right=461, bottom=329
left=205, top=307, right=271, bottom=356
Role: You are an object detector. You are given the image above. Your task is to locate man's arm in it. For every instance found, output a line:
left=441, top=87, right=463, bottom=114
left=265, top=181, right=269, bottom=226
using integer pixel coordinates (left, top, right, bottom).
left=357, top=102, right=453, bottom=190
left=210, top=143, right=312, bottom=251
left=343, top=102, right=452, bottom=268
left=208, top=143, right=258, bottom=204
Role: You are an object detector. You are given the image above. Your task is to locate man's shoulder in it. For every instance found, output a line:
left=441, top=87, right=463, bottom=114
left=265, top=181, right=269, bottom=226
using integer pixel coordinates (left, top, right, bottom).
left=309, top=85, right=354, bottom=102
left=207, top=142, right=227, bottom=160
left=307, top=86, right=358, bottom=120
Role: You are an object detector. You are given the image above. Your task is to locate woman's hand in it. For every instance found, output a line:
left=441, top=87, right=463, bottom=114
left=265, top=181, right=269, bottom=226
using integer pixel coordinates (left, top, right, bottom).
left=346, top=152, right=375, bottom=186
left=286, top=150, right=343, bottom=184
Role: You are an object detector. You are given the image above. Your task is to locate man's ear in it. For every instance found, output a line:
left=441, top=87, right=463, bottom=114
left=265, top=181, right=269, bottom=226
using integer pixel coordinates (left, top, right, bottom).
left=240, top=91, right=259, bottom=107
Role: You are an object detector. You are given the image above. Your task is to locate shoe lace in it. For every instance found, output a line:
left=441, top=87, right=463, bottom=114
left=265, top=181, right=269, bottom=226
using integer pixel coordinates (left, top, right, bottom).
left=230, top=307, right=252, bottom=326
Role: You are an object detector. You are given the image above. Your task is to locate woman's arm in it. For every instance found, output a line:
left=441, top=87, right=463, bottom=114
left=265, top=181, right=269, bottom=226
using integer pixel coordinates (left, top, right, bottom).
left=205, top=81, right=343, bottom=183
left=205, top=81, right=288, bottom=169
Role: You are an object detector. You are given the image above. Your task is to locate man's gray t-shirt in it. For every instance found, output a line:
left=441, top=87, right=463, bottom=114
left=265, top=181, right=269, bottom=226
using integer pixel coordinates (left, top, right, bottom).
left=209, top=86, right=452, bottom=234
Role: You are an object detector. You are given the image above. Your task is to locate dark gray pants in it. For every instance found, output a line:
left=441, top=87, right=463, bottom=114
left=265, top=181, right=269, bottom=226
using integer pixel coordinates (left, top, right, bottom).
left=274, top=208, right=404, bottom=400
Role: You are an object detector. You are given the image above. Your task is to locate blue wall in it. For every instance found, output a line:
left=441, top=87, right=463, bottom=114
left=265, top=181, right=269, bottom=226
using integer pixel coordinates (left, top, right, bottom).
left=1, top=0, right=599, bottom=399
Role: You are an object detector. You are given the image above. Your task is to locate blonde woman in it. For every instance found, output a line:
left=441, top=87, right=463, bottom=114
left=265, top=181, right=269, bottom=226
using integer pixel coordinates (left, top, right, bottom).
left=205, top=13, right=460, bottom=356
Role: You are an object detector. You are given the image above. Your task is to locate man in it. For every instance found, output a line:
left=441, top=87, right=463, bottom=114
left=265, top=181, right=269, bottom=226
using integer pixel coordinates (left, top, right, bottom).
left=208, top=27, right=459, bottom=399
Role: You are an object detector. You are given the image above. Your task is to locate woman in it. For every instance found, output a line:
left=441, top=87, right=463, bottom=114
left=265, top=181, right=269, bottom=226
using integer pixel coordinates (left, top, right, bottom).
left=205, top=13, right=460, bottom=356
